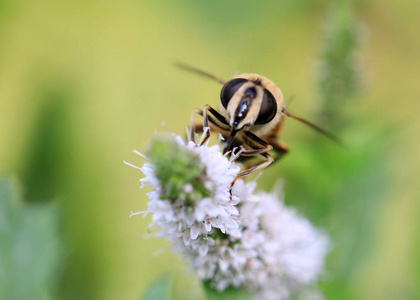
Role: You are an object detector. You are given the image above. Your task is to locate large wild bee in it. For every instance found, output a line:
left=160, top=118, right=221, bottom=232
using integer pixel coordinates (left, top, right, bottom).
left=180, top=64, right=340, bottom=186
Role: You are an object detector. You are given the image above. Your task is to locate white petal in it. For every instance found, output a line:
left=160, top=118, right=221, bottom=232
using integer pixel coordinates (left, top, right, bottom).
left=199, top=244, right=209, bottom=256
left=190, top=224, right=200, bottom=240
left=183, top=232, right=191, bottom=246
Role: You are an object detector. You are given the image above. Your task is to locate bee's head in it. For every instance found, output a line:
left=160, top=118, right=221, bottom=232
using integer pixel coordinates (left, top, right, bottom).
left=220, top=76, right=278, bottom=131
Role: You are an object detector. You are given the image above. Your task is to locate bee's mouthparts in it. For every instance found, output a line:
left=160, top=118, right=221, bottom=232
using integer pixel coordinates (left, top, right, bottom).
left=223, top=129, right=238, bottom=154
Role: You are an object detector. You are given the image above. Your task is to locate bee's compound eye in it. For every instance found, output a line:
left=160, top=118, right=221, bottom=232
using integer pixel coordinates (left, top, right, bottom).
left=220, top=78, right=247, bottom=109
left=255, top=89, right=277, bottom=125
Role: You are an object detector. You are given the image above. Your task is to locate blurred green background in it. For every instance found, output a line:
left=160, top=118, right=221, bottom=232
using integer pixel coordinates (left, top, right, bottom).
left=0, top=0, right=419, bottom=299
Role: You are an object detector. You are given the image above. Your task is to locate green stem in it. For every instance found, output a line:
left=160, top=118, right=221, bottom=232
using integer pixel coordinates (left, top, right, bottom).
left=203, top=282, right=251, bottom=300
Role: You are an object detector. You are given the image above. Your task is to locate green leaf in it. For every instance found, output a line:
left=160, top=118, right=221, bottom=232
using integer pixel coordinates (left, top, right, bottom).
left=143, top=275, right=173, bottom=300
left=0, top=178, right=62, bottom=300
left=17, top=87, right=73, bottom=204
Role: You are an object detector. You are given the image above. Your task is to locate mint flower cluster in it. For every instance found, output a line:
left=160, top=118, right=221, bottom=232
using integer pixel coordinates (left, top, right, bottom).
left=127, top=134, right=329, bottom=300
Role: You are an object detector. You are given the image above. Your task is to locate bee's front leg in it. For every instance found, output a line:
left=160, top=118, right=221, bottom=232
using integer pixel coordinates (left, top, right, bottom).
left=189, top=105, right=230, bottom=145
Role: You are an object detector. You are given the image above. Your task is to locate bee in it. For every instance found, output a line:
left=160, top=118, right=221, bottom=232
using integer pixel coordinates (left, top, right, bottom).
left=180, top=63, right=340, bottom=186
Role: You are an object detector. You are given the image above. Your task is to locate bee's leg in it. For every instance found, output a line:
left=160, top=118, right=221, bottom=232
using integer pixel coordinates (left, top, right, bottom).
left=230, top=152, right=274, bottom=188
left=229, top=131, right=275, bottom=190
left=189, top=108, right=202, bottom=143
left=189, top=105, right=230, bottom=145
left=201, top=105, right=231, bottom=146
left=240, top=131, right=289, bottom=162
left=254, top=118, right=289, bottom=162
left=268, top=139, right=289, bottom=162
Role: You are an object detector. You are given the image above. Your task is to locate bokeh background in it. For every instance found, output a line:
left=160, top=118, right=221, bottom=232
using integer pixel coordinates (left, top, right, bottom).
left=0, top=0, right=419, bottom=299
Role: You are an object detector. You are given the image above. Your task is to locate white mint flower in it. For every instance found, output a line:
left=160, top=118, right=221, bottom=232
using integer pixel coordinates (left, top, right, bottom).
left=127, top=133, right=329, bottom=300
left=182, top=180, right=329, bottom=299
left=127, top=134, right=241, bottom=247
left=239, top=189, right=330, bottom=300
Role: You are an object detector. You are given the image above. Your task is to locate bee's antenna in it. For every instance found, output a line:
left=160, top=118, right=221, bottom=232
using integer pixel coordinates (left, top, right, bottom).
left=174, top=62, right=226, bottom=85
left=284, top=95, right=295, bottom=109
left=282, top=107, right=344, bottom=146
